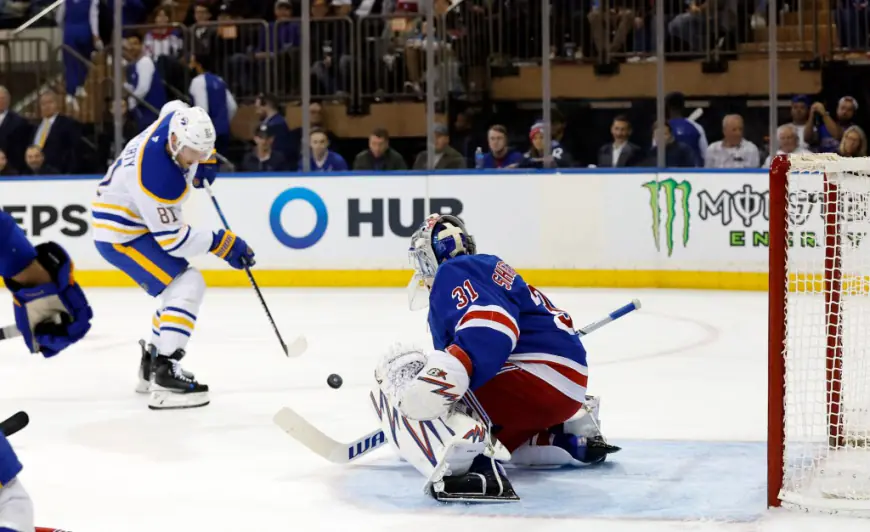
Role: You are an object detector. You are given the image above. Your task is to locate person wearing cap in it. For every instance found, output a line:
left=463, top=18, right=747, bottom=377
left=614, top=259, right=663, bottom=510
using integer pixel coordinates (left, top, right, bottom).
left=412, top=124, right=466, bottom=170
left=805, top=96, right=857, bottom=153
left=241, top=125, right=290, bottom=172
left=255, top=93, right=297, bottom=167
left=521, top=121, right=574, bottom=168
left=353, top=128, right=408, bottom=171
left=786, top=95, right=812, bottom=150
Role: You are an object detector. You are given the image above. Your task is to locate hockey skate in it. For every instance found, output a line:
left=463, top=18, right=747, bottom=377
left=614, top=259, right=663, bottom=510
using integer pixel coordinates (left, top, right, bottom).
left=148, top=349, right=209, bottom=410
left=137, top=339, right=194, bottom=393
left=430, top=455, right=520, bottom=503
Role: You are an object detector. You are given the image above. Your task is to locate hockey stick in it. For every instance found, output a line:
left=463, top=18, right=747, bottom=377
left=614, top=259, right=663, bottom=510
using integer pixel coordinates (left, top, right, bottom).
left=0, top=325, right=21, bottom=341
left=274, top=299, right=642, bottom=464
left=203, top=182, right=307, bottom=358
left=575, top=298, right=641, bottom=337
left=0, top=411, right=29, bottom=437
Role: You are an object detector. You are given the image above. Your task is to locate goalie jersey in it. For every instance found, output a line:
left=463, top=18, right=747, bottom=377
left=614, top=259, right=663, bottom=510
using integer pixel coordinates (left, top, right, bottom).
left=428, top=253, right=588, bottom=403
left=91, top=111, right=212, bottom=258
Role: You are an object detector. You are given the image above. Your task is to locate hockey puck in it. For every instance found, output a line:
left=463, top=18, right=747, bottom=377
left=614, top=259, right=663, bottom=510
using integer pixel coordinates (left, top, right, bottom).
left=327, top=374, right=343, bottom=389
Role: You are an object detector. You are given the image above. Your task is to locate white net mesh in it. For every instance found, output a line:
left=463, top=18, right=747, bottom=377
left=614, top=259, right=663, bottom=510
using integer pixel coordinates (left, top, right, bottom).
left=780, top=154, right=870, bottom=511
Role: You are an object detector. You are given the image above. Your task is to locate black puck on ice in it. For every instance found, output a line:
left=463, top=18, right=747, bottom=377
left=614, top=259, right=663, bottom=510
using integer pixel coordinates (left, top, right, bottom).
left=327, top=374, right=343, bottom=389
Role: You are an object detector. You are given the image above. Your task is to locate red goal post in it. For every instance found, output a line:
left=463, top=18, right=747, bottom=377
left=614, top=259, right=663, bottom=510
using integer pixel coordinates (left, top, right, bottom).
left=769, top=153, right=870, bottom=512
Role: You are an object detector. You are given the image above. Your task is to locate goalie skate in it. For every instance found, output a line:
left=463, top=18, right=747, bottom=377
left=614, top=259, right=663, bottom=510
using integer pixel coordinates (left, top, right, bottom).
left=430, top=455, right=520, bottom=503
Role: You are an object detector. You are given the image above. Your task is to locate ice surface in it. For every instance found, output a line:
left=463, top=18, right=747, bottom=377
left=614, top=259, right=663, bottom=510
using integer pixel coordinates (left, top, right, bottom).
left=0, top=287, right=868, bottom=531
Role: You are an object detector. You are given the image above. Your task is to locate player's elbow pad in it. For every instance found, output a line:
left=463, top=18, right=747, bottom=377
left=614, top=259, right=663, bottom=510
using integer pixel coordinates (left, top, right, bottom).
left=397, top=350, right=470, bottom=421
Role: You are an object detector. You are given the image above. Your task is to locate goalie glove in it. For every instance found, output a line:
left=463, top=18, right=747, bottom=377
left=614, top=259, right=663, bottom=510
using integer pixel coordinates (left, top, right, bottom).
left=375, top=343, right=470, bottom=421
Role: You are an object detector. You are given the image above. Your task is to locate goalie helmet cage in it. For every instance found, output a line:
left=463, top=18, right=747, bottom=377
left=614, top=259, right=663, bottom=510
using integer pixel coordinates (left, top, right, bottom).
left=768, top=153, right=870, bottom=513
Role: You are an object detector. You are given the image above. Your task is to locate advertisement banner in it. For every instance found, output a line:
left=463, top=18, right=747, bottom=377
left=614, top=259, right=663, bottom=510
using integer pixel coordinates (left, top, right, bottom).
left=1, top=174, right=542, bottom=271
left=603, top=171, right=829, bottom=272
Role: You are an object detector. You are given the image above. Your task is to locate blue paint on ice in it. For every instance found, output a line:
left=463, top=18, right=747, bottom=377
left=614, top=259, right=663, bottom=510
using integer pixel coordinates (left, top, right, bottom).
left=336, top=440, right=767, bottom=521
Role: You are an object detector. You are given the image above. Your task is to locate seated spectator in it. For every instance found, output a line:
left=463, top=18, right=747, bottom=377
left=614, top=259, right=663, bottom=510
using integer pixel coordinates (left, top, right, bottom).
left=190, top=2, right=217, bottom=72
left=311, top=0, right=353, bottom=97
left=256, top=0, right=301, bottom=96
left=786, top=95, right=812, bottom=150
left=704, top=114, right=760, bottom=168
left=521, top=122, right=574, bottom=168
left=212, top=6, right=260, bottom=98
left=32, top=91, right=79, bottom=173
left=241, top=125, right=290, bottom=172
left=145, top=8, right=183, bottom=60
left=480, top=125, right=523, bottom=169
left=184, top=0, right=221, bottom=26
left=0, top=85, right=32, bottom=173
left=306, top=128, right=348, bottom=171
left=189, top=56, right=238, bottom=156
left=597, top=115, right=643, bottom=167
left=0, top=148, right=16, bottom=176
left=413, top=124, right=466, bottom=169
left=838, top=125, right=867, bottom=158
left=806, top=97, right=857, bottom=153
left=451, top=110, right=478, bottom=166
left=587, top=0, right=635, bottom=60
left=763, top=125, right=808, bottom=167
left=23, top=145, right=59, bottom=175
left=255, top=93, right=296, bottom=167
left=644, top=122, right=696, bottom=167
left=123, top=33, right=167, bottom=132
left=290, top=101, right=339, bottom=154
left=353, top=128, right=408, bottom=171
left=668, top=0, right=737, bottom=52
left=145, top=7, right=186, bottom=96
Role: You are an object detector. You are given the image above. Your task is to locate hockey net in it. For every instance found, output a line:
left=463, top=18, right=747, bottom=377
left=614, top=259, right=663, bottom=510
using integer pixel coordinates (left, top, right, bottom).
left=769, top=153, right=870, bottom=512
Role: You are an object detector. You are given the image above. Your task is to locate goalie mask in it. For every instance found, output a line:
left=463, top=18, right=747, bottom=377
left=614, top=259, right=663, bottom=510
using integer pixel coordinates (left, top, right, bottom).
left=407, top=213, right=476, bottom=310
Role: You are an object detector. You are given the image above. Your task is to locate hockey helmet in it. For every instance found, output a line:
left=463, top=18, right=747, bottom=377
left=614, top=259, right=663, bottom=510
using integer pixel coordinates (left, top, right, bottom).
left=168, top=106, right=216, bottom=161
left=408, top=213, right=476, bottom=282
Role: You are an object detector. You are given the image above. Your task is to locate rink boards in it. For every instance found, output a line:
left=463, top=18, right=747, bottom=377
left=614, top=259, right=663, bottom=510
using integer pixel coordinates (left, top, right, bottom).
left=0, top=168, right=829, bottom=290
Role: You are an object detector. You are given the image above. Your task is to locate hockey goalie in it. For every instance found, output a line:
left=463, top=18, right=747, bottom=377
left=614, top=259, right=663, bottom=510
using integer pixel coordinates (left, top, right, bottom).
left=372, top=213, right=620, bottom=502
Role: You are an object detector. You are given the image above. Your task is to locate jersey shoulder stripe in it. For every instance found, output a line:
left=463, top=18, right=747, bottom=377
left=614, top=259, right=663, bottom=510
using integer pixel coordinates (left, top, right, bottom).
left=138, top=113, right=189, bottom=204
left=456, top=304, right=519, bottom=349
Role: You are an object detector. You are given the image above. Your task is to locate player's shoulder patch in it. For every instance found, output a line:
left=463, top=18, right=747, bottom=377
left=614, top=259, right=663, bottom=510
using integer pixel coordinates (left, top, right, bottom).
left=137, top=115, right=188, bottom=204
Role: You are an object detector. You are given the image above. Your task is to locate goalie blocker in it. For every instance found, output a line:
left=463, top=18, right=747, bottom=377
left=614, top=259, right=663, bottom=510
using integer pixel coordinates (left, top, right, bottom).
left=371, top=214, right=620, bottom=502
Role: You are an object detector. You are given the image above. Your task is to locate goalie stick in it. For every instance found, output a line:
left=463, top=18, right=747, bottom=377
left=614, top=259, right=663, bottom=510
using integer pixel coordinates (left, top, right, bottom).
left=273, top=299, right=642, bottom=464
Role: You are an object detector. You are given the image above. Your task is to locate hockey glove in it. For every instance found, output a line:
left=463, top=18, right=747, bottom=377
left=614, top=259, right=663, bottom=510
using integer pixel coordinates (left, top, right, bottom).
left=192, top=155, right=217, bottom=189
left=211, top=229, right=255, bottom=269
left=4, top=242, right=93, bottom=357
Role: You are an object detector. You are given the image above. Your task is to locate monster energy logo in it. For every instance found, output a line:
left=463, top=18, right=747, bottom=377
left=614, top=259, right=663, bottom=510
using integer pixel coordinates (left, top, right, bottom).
left=643, top=179, right=691, bottom=256
left=643, top=180, right=771, bottom=255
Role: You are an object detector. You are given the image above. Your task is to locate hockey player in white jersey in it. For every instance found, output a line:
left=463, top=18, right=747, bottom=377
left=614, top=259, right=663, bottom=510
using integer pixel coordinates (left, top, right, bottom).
left=92, top=102, right=255, bottom=410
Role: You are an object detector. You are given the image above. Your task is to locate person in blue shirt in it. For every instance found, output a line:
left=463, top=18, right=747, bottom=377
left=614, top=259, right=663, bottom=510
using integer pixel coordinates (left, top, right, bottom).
left=255, top=93, right=297, bottom=167
left=188, top=56, right=238, bottom=157
left=306, top=128, right=348, bottom=171
left=664, top=91, right=708, bottom=166
left=480, top=125, right=523, bottom=169
left=59, top=0, right=102, bottom=102
left=123, top=33, right=167, bottom=131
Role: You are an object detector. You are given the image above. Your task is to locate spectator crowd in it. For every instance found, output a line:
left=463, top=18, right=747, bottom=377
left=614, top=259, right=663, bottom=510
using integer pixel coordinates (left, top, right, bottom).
left=0, top=0, right=866, bottom=175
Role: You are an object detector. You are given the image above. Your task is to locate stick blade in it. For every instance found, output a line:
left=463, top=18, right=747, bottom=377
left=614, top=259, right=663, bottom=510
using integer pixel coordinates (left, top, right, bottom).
left=273, top=407, right=347, bottom=462
left=284, top=335, right=308, bottom=358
